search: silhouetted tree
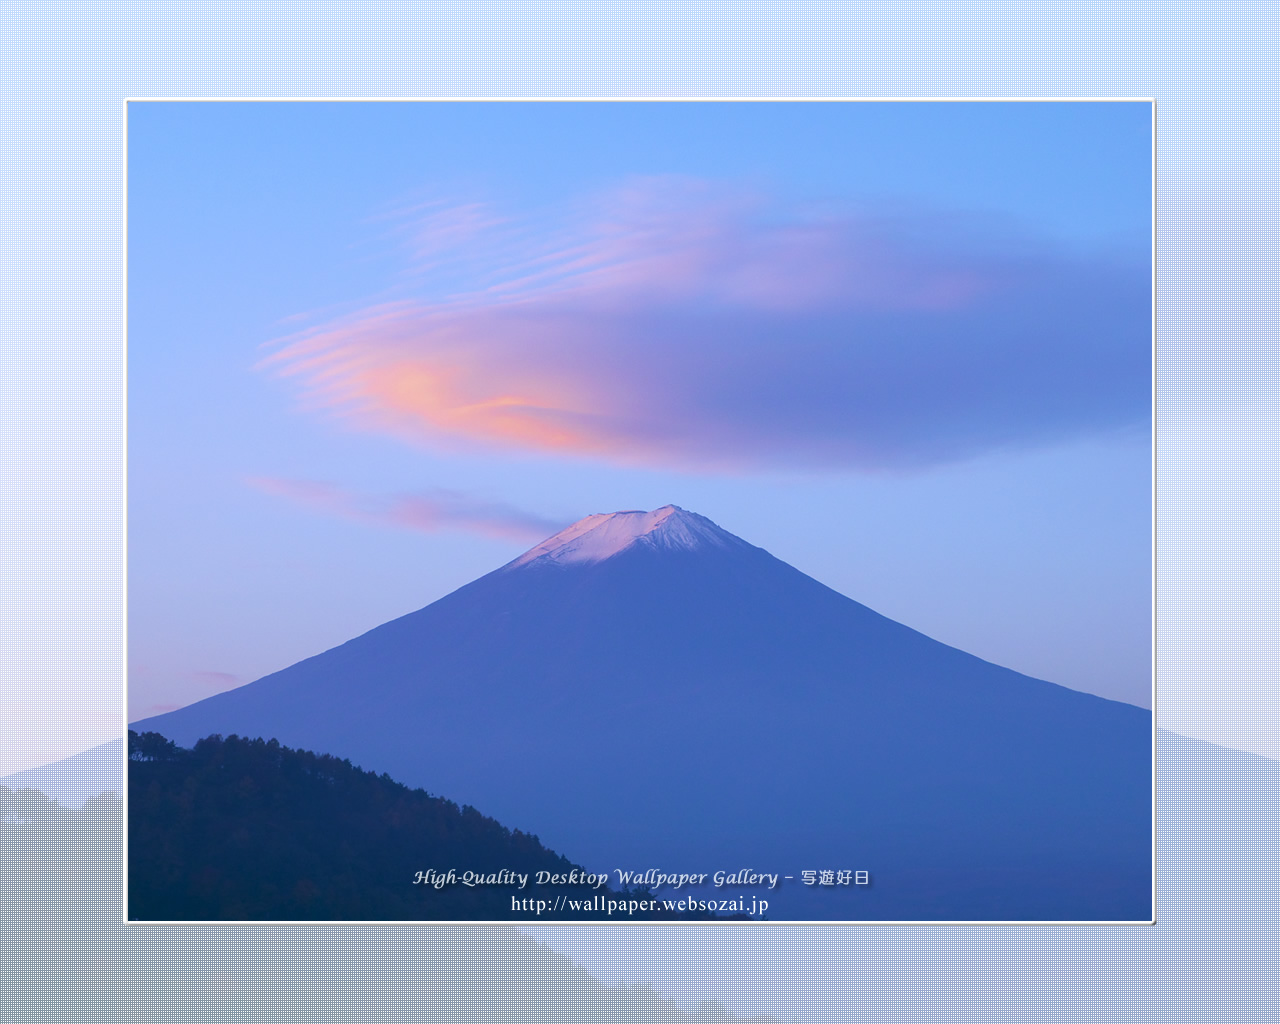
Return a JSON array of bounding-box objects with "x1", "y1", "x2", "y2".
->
[{"x1": 128, "y1": 732, "x2": 724, "y2": 922}]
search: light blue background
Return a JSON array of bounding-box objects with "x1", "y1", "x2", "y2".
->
[{"x1": 2, "y1": 1, "x2": 1276, "y2": 1020}]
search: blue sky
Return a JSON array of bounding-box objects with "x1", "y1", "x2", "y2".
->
[{"x1": 127, "y1": 100, "x2": 1152, "y2": 718}]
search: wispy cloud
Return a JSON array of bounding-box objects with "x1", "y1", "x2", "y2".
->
[
  {"x1": 189, "y1": 671, "x2": 241, "y2": 689},
  {"x1": 247, "y1": 477, "x2": 565, "y2": 542},
  {"x1": 262, "y1": 178, "x2": 1150, "y2": 471}
]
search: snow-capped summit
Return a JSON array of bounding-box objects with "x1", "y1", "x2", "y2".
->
[{"x1": 504, "y1": 505, "x2": 745, "y2": 570}]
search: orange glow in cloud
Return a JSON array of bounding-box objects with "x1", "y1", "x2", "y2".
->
[{"x1": 361, "y1": 363, "x2": 610, "y2": 456}]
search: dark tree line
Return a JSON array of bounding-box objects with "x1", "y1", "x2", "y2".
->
[
  {"x1": 1, "y1": 784, "x2": 121, "y2": 834},
  {"x1": 2, "y1": 784, "x2": 121, "y2": 915},
  {"x1": 128, "y1": 731, "x2": 732, "y2": 922}
]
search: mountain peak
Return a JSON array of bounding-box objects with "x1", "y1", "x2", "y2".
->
[{"x1": 504, "y1": 505, "x2": 744, "y2": 570}]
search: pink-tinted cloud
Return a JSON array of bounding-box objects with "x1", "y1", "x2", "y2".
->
[
  {"x1": 262, "y1": 178, "x2": 1149, "y2": 471},
  {"x1": 247, "y1": 477, "x2": 564, "y2": 542}
]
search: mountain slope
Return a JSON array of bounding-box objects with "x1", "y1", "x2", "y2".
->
[
  {"x1": 0, "y1": 739, "x2": 123, "y2": 809},
  {"x1": 133, "y1": 506, "x2": 1151, "y2": 920}
]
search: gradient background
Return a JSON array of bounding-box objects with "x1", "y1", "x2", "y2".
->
[{"x1": 3, "y1": 2, "x2": 1277, "y2": 1021}]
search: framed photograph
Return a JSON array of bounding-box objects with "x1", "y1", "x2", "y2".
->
[{"x1": 125, "y1": 99, "x2": 1153, "y2": 923}]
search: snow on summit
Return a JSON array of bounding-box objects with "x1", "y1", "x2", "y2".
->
[{"x1": 505, "y1": 505, "x2": 743, "y2": 569}]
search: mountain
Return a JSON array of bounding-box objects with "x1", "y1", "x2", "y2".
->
[
  {"x1": 0, "y1": 739, "x2": 122, "y2": 809},
  {"x1": 132, "y1": 505, "x2": 1151, "y2": 921}
]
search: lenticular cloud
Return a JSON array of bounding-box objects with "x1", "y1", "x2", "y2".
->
[{"x1": 262, "y1": 179, "x2": 1150, "y2": 471}]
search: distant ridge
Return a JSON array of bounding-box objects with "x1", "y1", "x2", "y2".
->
[{"x1": 1, "y1": 738, "x2": 122, "y2": 809}]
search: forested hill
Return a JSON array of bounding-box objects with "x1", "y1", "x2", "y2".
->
[{"x1": 128, "y1": 731, "x2": 730, "y2": 922}]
